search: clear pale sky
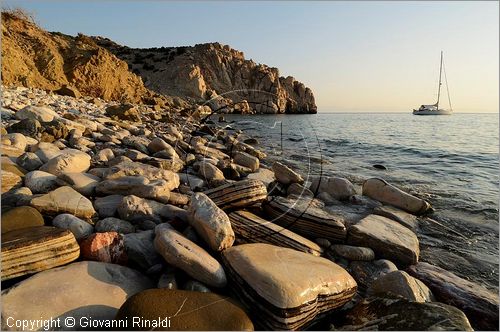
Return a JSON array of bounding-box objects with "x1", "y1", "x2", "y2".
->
[{"x1": 3, "y1": 1, "x2": 499, "y2": 113}]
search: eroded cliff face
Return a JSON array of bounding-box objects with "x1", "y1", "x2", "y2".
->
[
  {"x1": 94, "y1": 40, "x2": 317, "y2": 114},
  {"x1": 0, "y1": 12, "x2": 168, "y2": 105}
]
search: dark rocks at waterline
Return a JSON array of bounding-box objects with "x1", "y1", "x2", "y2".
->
[
  {"x1": 407, "y1": 262, "x2": 499, "y2": 331},
  {"x1": 372, "y1": 164, "x2": 387, "y2": 170}
]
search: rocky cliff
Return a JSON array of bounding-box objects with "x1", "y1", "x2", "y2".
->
[
  {"x1": 94, "y1": 39, "x2": 317, "y2": 114},
  {"x1": 1, "y1": 11, "x2": 171, "y2": 105}
]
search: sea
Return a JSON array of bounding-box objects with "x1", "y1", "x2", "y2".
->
[{"x1": 218, "y1": 112, "x2": 499, "y2": 291}]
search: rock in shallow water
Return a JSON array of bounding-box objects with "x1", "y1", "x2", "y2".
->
[
  {"x1": 1, "y1": 226, "x2": 80, "y2": 281},
  {"x1": 1, "y1": 261, "x2": 153, "y2": 330},
  {"x1": 222, "y1": 243, "x2": 357, "y2": 330},
  {"x1": 367, "y1": 270, "x2": 434, "y2": 302},
  {"x1": 339, "y1": 296, "x2": 473, "y2": 331},
  {"x1": 115, "y1": 289, "x2": 254, "y2": 331},
  {"x1": 407, "y1": 262, "x2": 499, "y2": 331},
  {"x1": 362, "y1": 178, "x2": 432, "y2": 215},
  {"x1": 347, "y1": 214, "x2": 419, "y2": 266}
]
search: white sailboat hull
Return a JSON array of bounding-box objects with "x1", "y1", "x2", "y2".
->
[{"x1": 413, "y1": 109, "x2": 452, "y2": 115}]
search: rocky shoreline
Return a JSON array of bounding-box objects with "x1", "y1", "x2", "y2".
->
[{"x1": 1, "y1": 85, "x2": 498, "y2": 330}]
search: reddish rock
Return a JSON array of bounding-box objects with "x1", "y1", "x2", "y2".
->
[{"x1": 79, "y1": 232, "x2": 127, "y2": 264}]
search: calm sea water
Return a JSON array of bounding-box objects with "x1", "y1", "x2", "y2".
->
[{"x1": 221, "y1": 112, "x2": 499, "y2": 290}]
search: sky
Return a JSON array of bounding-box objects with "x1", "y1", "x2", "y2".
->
[{"x1": 3, "y1": 1, "x2": 499, "y2": 113}]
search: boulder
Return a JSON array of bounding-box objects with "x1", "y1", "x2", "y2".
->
[
  {"x1": 30, "y1": 186, "x2": 96, "y2": 219},
  {"x1": 1, "y1": 261, "x2": 153, "y2": 330},
  {"x1": 272, "y1": 161, "x2": 303, "y2": 185},
  {"x1": 222, "y1": 243, "x2": 357, "y2": 330},
  {"x1": 187, "y1": 193, "x2": 234, "y2": 251},
  {"x1": 57, "y1": 172, "x2": 101, "y2": 196},
  {"x1": 247, "y1": 167, "x2": 275, "y2": 186},
  {"x1": 329, "y1": 244, "x2": 375, "y2": 261},
  {"x1": 309, "y1": 176, "x2": 356, "y2": 200},
  {"x1": 24, "y1": 170, "x2": 58, "y2": 194},
  {"x1": 80, "y1": 232, "x2": 127, "y2": 264},
  {"x1": 96, "y1": 176, "x2": 171, "y2": 203},
  {"x1": 16, "y1": 152, "x2": 43, "y2": 171},
  {"x1": 348, "y1": 259, "x2": 398, "y2": 294},
  {"x1": 196, "y1": 160, "x2": 225, "y2": 182},
  {"x1": 373, "y1": 204, "x2": 419, "y2": 231},
  {"x1": 54, "y1": 85, "x2": 81, "y2": 98},
  {"x1": 95, "y1": 217, "x2": 135, "y2": 234},
  {"x1": 40, "y1": 150, "x2": 91, "y2": 176},
  {"x1": 1, "y1": 226, "x2": 80, "y2": 280},
  {"x1": 1, "y1": 206, "x2": 44, "y2": 234},
  {"x1": 115, "y1": 289, "x2": 253, "y2": 330},
  {"x1": 233, "y1": 151, "x2": 259, "y2": 172},
  {"x1": 154, "y1": 223, "x2": 227, "y2": 288},
  {"x1": 105, "y1": 104, "x2": 141, "y2": 122},
  {"x1": 6, "y1": 118, "x2": 41, "y2": 137},
  {"x1": 93, "y1": 194, "x2": 124, "y2": 218},
  {"x1": 407, "y1": 262, "x2": 499, "y2": 331},
  {"x1": 340, "y1": 297, "x2": 473, "y2": 331},
  {"x1": 52, "y1": 213, "x2": 94, "y2": 240},
  {"x1": 103, "y1": 160, "x2": 179, "y2": 190},
  {"x1": 15, "y1": 105, "x2": 58, "y2": 122},
  {"x1": 367, "y1": 270, "x2": 434, "y2": 302},
  {"x1": 2, "y1": 133, "x2": 27, "y2": 151},
  {"x1": 1, "y1": 187, "x2": 33, "y2": 208},
  {"x1": 362, "y1": 178, "x2": 432, "y2": 215},
  {"x1": 1, "y1": 171, "x2": 22, "y2": 194},
  {"x1": 117, "y1": 195, "x2": 187, "y2": 224},
  {"x1": 123, "y1": 230, "x2": 162, "y2": 270},
  {"x1": 348, "y1": 214, "x2": 420, "y2": 266}
]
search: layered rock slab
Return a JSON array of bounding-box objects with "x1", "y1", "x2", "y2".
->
[
  {"x1": 228, "y1": 210, "x2": 323, "y2": 256},
  {"x1": 262, "y1": 196, "x2": 347, "y2": 242},
  {"x1": 222, "y1": 243, "x2": 357, "y2": 330},
  {"x1": 1, "y1": 226, "x2": 80, "y2": 280},
  {"x1": 204, "y1": 179, "x2": 267, "y2": 210},
  {"x1": 115, "y1": 289, "x2": 254, "y2": 331},
  {"x1": 1, "y1": 261, "x2": 153, "y2": 330}
]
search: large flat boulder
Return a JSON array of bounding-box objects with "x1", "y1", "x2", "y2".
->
[{"x1": 30, "y1": 186, "x2": 96, "y2": 220}]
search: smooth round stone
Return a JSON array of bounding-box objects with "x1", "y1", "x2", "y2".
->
[
  {"x1": 1, "y1": 187, "x2": 33, "y2": 208},
  {"x1": 24, "y1": 170, "x2": 58, "y2": 194},
  {"x1": 95, "y1": 217, "x2": 135, "y2": 234},
  {"x1": 123, "y1": 230, "x2": 162, "y2": 270},
  {"x1": 1, "y1": 261, "x2": 153, "y2": 330},
  {"x1": 1, "y1": 206, "x2": 44, "y2": 234},
  {"x1": 30, "y1": 186, "x2": 96, "y2": 219},
  {"x1": 368, "y1": 270, "x2": 434, "y2": 302},
  {"x1": 330, "y1": 244, "x2": 375, "y2": 261},
  {"x1": 348, "y1": 259, "x2": 398, "y2": 294},
  {"x1": 39, "y1": 150, "x2": 91, "y2": 176},
  {"x1": 16, "y1": 152, "x2": 43, "y2": 171},
  {"x1": 52, "y1": 213, "x2": 94, "y2": 240},
  {"x1": 57, "y1": 172, "x2": 101, "y2": 197},
  {"x1": 1, "y1": 171, "x2": 22, "y2": 194},
  {"x1": 115, "y1": 289, "x2": 254, "y2": 331}
]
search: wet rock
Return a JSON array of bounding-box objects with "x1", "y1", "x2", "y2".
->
[
  {"x1": 272, "y1": 161, "x2": 304, "y2": 185},
  {"x1": 340, "y1": 297, "x2": 473, "y2": 331},
  {"x1": 263, "y1": 195, "x2": 347, "y2": 242},
  {"x1": 373, "y1": 164, "x2": 387, "y2": 170},
  {"x1": 39, "y1": 150, "x2": 91, "y2": 175},
  {"x1": 93, "y1": 194, "x2": 124, "y2": 218},
  {"x1": 1, "y1": 171, "x2": 22, "y2": 194},
  {"x1": 367, "y1": 270, "x2": 434, "y2": 302},
  {"x1": 80, "y1": 232, "x2": 127, "y2": 264},
  {"x1": 15, "y1": 105, "x2": 58, "y2": 122},
  {"x1": 222, "y1": 243, "x2": 357, "y2": 330},
  {"x1": 30, "y1": 186, "x2": 96, "y2": 219},
  {"x1": 115, "y1": 289, "x2": 253, "y2": 331},
  {"x1": 348, "y1": 214, "x2": 420, "y2": 266},
  {"x1": 1, "y1": 261, "x2": 153, "y2": 330},
  {"x1": 362, "y1": 178, "x2": 432, "y2": 215},
  {"x1": 187, "y1": 193, "x2": 235, "y2": 251},
  {"x1": 205, "y1": 179, "x2": 267, "y2": 210},
  {"x1": 123, "y1": 230, "x2": 162, "y2": 270},
  {"x1": 96, "y1": 176, "x2": 171, "y2": 203},
  {"x1": 309, "y1": 176, "x2": 356, "y2": 200},
  {"x1": 348, "y1": 259, "x2": 398, "y2": 294},
  {"x1": 1, "y1": 226, "x2": 80, "y2": 280},
  {"x1": 95, "y1": 217, "x2": 135, "y2": 234},
  {"x1": 329, "y1": 244, "x2": 375, "y2": 261},
  {"x1": 16, "y1": 152, "x2": 43, "y2": 171},
  {"x1": 52, "y1": 213, "x2": 94, "y2": 240},
  {"x1": 24, "y1": 170, "x2": 58, "y2": 194},
  {"x1": 105, "y1": 104, "x2": 141, "y2": 122},
  {"x1": 1, "y1": 206, "x2": 44, "y2": 234},
  {"x1": 154, "y1": 223, "x2": 227, "y2": 288},
  {"x1": 373, "y1": 204, "x2": 419, "y2": 231},
  {"x1": 233, "y1": 151, "x2": 259, "y2": 172},
  {"x1": 407, "y1": 262, "x2": 499, "y2": 331},
  {"x1": 57, "y1": 172, "x2": 101, "y2": 197},
  {"x1": 228, "y1": 210, "x2": 323, "y2": 256}
]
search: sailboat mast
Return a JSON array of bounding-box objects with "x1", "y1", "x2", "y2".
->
[{"x1": 436, "y1": 51, "x2": 443, "y2": 110}]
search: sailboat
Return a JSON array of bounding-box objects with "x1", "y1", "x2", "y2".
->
[{"x1": 413, "y1": 51, "x2": 453, "y2": 115}]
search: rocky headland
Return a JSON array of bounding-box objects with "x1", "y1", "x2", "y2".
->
[{"x1": 1, "y1": 9, "x2": 498, "y2": 332}]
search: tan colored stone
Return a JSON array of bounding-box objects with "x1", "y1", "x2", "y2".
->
[
  {"x1": 30, "y1": 186, "x2": 96, "y2": 219},
  {"x1": 204, "y1": 179, "x2": 267, "y2": 210},
  {"x1": 272, "y1": 161, "x2": 303, "y2": 185},
  {"x1": 1, "y1": 170, "x2": 22, "y2": 194},
  {"x1": 368, "y1": 270, "x2": 434, "y2": 302},
  {"x1": 1, "y1": 206, "x2": 44, "y2": 234}
]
